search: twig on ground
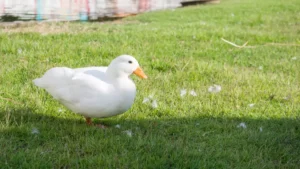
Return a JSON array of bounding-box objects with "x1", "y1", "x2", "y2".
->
[
  {"x1": 221, "y1": 38, "x2": 254, "y2": 48},
  {"x1": 181, "y1": 57, "x2": 193, "y2": 71},
  {"x1": 0, "y1": 96, "x2": 23, "y2": 105},
  {"x1": 264, "y1": 43, "x2": 300, "y2": 47},
  {"x1": 221, "y1": 38, "x2": 300, "y2": 48}
]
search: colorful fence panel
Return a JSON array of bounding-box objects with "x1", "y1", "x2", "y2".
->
[{"x1": 0, "y1": 0, "x2": 182, "y2": 21}]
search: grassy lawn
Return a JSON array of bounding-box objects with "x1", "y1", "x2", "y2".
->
[{"x1": 0, "y1": 0, "x2": 300, "y2": 168}]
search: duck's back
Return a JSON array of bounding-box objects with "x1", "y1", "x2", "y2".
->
[{"x1": 33, "y1": 66, "x2": 108, "y2": 88}]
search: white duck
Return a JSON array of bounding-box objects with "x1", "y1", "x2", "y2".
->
[{"x1": 33, "y1": 55, "x2": 147, "y2": 128}]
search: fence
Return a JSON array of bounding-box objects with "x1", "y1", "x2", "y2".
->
[{"x1": 0, "y1": 0, "x2": 183, "y2": 21}]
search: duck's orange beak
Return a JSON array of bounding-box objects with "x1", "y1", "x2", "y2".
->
[{"x1": 133, "y1": 66, "x2": 147, "y2": 79}]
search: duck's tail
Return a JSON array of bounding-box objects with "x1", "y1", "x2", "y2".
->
[
  {"x1": 33, "y1": 78, "x2": 44, "y2": 88},
  {"x1": 33, "y1": 67, "x2": 74, "y2": 89}
]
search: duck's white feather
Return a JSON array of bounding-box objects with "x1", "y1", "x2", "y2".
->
[{"x1": 34, "y1": 65, "x2": 136, "y2": 118}]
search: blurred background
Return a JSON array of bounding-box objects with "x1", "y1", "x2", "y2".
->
[{"x1": 0, "y1": 0, "x2": 221, "y2": 22}]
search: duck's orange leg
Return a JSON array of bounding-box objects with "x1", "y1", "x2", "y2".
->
[
  {"x1": 85, "y1": 117, "x2": 107, "y2": 129},
  {"x1": 85, "y1": 117, "x2": 93, "y2": 125}
]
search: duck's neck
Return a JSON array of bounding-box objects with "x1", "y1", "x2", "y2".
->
[
  {"x1": 105, "y1": 66, "x2": 136, "y2": 91},
  {"x1": 115, "y1": 77, "x2": 136, "y2": 89},
  {"x1": 106, "y1": 65, "x2": 125, "y2": 79},
  {"x1": 105, "y1": 71, "x2": 134, "y2": 88}
]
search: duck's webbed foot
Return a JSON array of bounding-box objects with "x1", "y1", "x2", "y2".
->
[
  {"x1": 95, "y1": 124, "x2": 107, "y2": 129},
  {"x1": 85, "y1": 117, "x2": 93, "y2": 125},
  {"x1": 85, "y1": 117, "x2": 107, "y2": 129}
]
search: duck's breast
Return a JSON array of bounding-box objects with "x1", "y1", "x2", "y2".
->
[{"x1": 73, "y1": 79, "x2": 137, "y2": 118}]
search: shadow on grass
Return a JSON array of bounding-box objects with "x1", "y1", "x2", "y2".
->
[{"x1": 0, "y1": 107, "x2": 299, "y2": 168}]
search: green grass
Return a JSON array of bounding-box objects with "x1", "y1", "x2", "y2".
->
[{"x1": 0, "y1": 0, "x2": 300, "y2": 168}]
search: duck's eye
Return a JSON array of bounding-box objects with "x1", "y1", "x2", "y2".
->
[{"x1": 128, "y1": 60, "x2": 132, "y2": 64}]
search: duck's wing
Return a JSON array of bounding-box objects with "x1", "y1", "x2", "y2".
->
[
  {"x1": 74, "y1": 67, "x2": 107, "y2": 80},
  {"x1": 33, "y1": 67, "x2": 112, "y2": 104}
]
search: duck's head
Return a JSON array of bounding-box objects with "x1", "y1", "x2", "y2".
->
[{"x1": 107, "y1": 55, "x2": 148, "y2": 79}]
